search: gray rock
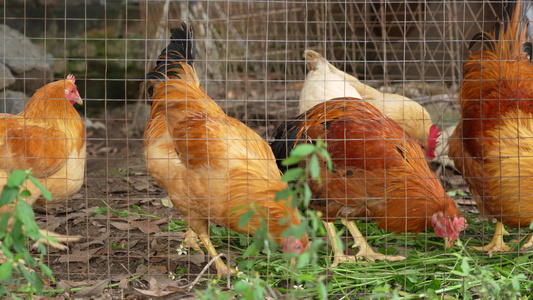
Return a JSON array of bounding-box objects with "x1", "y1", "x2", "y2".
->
[
  {"x1": 0, "y1": 25, "x2": 54, "y2": 94},
  {"x1": 0, "y1": 90, "x2": 29, "y2": 115},
  {"x1": 0, "y1": 63, "x2": 15, "y2": 90}
]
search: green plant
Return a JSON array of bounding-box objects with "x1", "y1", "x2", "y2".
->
[{"x1": 0, "y1": 169, "x2": 55, "y2": 298}]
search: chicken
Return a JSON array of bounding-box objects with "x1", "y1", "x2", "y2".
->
[
  {"x1": 271, "y1": 98, "x2": 466, "y2": 266},
  {"x1": 0, "y1": 75, "x2": 85, "y2": 249},
  {"x1": 300, "y1": 50, "x2": 439, "y2": 160},
  {"x1": 448, "y1": 0, "x2": 533, "y2": 255},
  {"x1": 142, "y1": 22, "x2": 309, "y2": 278}
]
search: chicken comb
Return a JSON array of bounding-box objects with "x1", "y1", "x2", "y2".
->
[
  {"x1": 429, "y1": 124, "x2": 441, "y2": 140},
  {"x1": 67, "y1": 74, "x2": 76, "y2": 84}
]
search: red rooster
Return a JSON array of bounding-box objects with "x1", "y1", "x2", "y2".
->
[
  {"x1": 271, "y1": 98, "x2": 466, "y2": 266},
  {"x1": 449, "y1": 0, "x2": 533, "y2": 254}
]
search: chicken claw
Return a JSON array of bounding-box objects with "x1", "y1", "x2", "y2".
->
[
  {"x1": 198, "y1": 234, "x2": 235, "y2": 278},
  {"x1": 519, "y1": 235, "x2": 533, "y2": 250},
  {"x1": 342, "y1": 219, "x2": 406, "y2": 263},
  {"x1": 323, "y1": 221, "x2": 357, "y2": 267},
  {"x1": 472, "y1": 221, "x2": 511, "y2": 256},
  {"x1": 34, "y1": 229, "x2": 81, "y2": 250},
  {"x1": 182, "y1": 228, "x2": 204, "y2": 254}
]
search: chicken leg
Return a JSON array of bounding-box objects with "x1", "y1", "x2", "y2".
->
[
  {"x1": 323, "y1": 221, "x2": 356, "y2": 267},
  {"x1": 472, "y1": 221, "x2": 511, "y2": 256},
  {"x1": 341, "y1": 218, "x2": 405, "y2": 263},
  {"x1": 198, "y1": 233, "x2": 236, "y2": 278}
]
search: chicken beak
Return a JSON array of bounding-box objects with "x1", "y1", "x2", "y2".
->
[
  {"x1": 444, "y1": 237, "x2": 454, "y2": 249},
  {"x1": 75, "y1": 97, "x2": 83, "y2": 105}
]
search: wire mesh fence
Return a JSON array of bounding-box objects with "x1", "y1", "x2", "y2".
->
[{"x1": 1, "y1": 0, "x2": 533, "y2": 298}]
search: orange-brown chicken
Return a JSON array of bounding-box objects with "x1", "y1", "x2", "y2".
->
[
  {"x1": 142, "y1": 22, "x2": 309, "y2": 278},
  {"x1": 271, "y1": 98, "x2": 466, "y2": 266},
  {"x1": 449, "y1": 0, "x2": 533, "y2": 255},
  {"x1": 0, "y1": 75, "x2": 85, "y2": 249}
]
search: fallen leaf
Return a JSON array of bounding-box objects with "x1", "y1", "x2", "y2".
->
[
  {"x1": 133, "y1": 181, "x2": 150, "y2": 192},
  {"x1": 131, "y1": 220, "x2": 162, "y2": 234},
  {"x1": 170, "y1": 253, "x2": 206, "y2": 266},
  {"x1": 118, "y1": 278, "x2": 129, "y2": 289},
  {"x1": 77, "y1": 231, "x2": 110, "y2": 249},
  {"x1": 152, "y1": 265, "x2": 168, "y2": 274},
  {"x1": 58, "y1": 246, "x2": 102, "y2": 263},
  {"x1": 110, "y1": 221, "x2": 135, "y2": 231},
  {"x1": 136, "y1": 265, "x2": 175, "y2": 289},
  {"x1": 74, "y1": 279, "x2": 109, "y2": 297},
  {"x1": 160, "y1": 196, "x2": 172, "y2": 208}
]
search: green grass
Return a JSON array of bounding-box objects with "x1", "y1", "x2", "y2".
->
[{"x1": 198, "y1": 214, "x2": 533, "y2": 299}]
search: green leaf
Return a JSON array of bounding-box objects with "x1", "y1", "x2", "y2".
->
[
  {"x1": 281, "y1": 155, "x2": 303, "y2": 167},
  {"x1": 281, "y1": 168, "x2": 304, "y2": 182},
  {"x1": 0, "y1": 261, "x2": 13, "y2": 281},
  {"x1": 7, "y1": 170, "x2": 27, "y2": 188},
  {"x1": 296, "y1": 251, "x2": 311, "y2": 269},
  {"x1": 0, "y1": 187, "x2": 20, "y2": 206},
  {"x1": 19, "y1": 190, "x2": 31, "y2": 198},
  {"x1": 461, "y1": 257, "x2": 471, "y2": 276},
  {"x1": 290, "y1": 144, "x2": 315, "y2": 157},
  {"x1": 238, "y1": 210, "x2": 255, "y2": 228},
  {"x1": 275, "y1": 188, "x2": 292, "y2": 201},
  {"x1": 92, "y1": 207, "x2": 108, "y2": 216},
  {"x1": 303, "y1": 184, "x2": 312, "y2": 207},
  {"x1": 446, "y1": 190, "x2": 457, "y2": 197},
  {"x1": 28, "y1": 176, "x2": 52, "y2": 201},
  {"x1": 309, "y1": 154, "x2": 320, "y2": 179},
  {"x1": 317, "y1": 281, "x2": 327, "y2": 300},
  {"x1": 14, "y1": 201, "x2": 40, "y2": 240},
  {"x1": 242, "y1": 243, "x2": 258, "y2": 259},
  {"x1": 316, "y1": 147, "x2": 333, "y2": 171}
]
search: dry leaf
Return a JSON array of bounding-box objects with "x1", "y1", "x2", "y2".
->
[
  {"x1": 74, "y1": 279, "x2": 109, "y2": 297},
  {"x1": 133, "y1": 277, "x2": 182, "y2": 297},
  {"x1": 160, "y1": 196, "x2": 172, "y2": 208},
  {"x1": 170, "y1": 253, "x2": 206, "y2": 266},
  {"x1": 110, "y1": 221, "x2": 135, "y2": 231},
  {"x1": 133, "y1": 181, "x2": 150, "y2": 192},
  {"x1": 118, "y1": 278, "x2": 129, "y2": 290},
  {"x1": 131, "y1": 220, "x2": 162, "y2": 234},
  {"x1": 59, "y1": 246, "x2": 102, "y2": 263}
]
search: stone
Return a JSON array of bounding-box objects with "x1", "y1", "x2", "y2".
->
[
  {"x1": 0, "y1": 63, "x2": 15, "y2": 90},
  {"x1": 0, "y1": 90, "x2": 28, "y2": 115},
  {"x1": 0, "y1": 24, "x2": 54, "y2": 94}
]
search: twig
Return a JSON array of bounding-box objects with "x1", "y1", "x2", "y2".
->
[
  {"x1": 186, "y1": 253, "x2": 225, "y2": 292},
  {"x1": 120, "y1": 263, "x2": 147, "y2": 289}
]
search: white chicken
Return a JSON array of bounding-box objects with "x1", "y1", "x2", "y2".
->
[{"x1": 299, "y1": 50, "x2": 439, "y2": 160}]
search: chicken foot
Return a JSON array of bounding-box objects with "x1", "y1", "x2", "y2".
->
[
  {"x1": 323, "y1": 221, "x2": 356, "y2": 267},
  {"x1": 519, "y1": 234, "x2": 533, "y2": 250},
  {"x1": 341, "y1": 218, "x2": 406, "y2": 263},
  {"x1": 472, "y1": 221, "x2": 511, "y2": 256},
  {"x1": 181, "y1": 228, "x2": 204, "y2": 254},
  {"x1": 35, "y1": 229, "x2": 81, "y2": 250},
  {"x1": 198, "y1": 233, "x2": 236, "y2": 278}
]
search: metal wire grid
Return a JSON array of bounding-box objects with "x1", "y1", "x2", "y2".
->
[{"x1": 2, "y1": 0, "x2": 530, "y2": 297}]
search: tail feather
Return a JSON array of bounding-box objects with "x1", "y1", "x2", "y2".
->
[
  {"x1": 469, "y1": 0, "x2": 531, "y2": 60},
  {"x1": 141, "y1": 21, "x2": 200, "y2": 99}
]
